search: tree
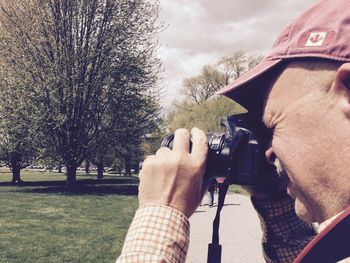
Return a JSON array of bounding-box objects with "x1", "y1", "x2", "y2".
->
[
  {"x1": 86, "y1": 49, "x2": 163, "y2": 179},
  {"x1": 167, "y1": 97, "x2": 245, "y2": 133},
  {"x1": 217, "y1": 50, "x2": 263, "y2": 83},
  {"x1": 0, "y1": 0, "x2": 162, "y2": 187},
  {"x1": 0, "y1": 62, "x2": 37, "y2": 184},
  {"x1": 107, "y1": 84, "x2": 162, "y2": 176},
  {"x1": 182, "y1": 65, "x2": 226, "y2": 105},
  {"x1": 141, "y1": 128, "x2": 167, "y2": 157},
  {"x1": 218, "y1": 50, "x2": 247, "y2": 83},
  {"x1": 181, "y1": 51, "x2": 262, "y2": 106},
  {"x1": 168, "y1": 50, "x2": 262, "y2": 133},
  {"x1": 37, "y1": 146, "x2": 63, "y2": 172},
  {"x1": 247, "y1": 54, "x2": 264, "y2": 70}
]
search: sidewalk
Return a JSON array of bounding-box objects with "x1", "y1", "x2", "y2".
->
[{"x1": 187, "y1": 193, "x2": 265, "y2": 263}]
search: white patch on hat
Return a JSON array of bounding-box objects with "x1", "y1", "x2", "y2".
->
[{"x1": 305, "y1": 32, "x2": 327, "y2": 47}]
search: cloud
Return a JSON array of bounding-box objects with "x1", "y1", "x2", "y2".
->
[{"x1": 158, "y1": 0, "x2": 316, "y2": 110}]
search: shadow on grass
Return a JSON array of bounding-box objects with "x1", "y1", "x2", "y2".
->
[
  {"x1": 0, "y1": 178, "x2": 139, "y2": 196},
  {"x1": 26, "y1": 185, "x2": 139, "y2": 196}
]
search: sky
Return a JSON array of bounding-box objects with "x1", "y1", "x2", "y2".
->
[{"x1": 157, "y1": 0, "x2": 316, "y2": 111}]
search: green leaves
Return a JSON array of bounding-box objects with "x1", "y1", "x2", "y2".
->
[
  {"x1": 0, "y1": 0, "x2": 163, "y2": 182},
  {"x1": 167, "y1": 96, "x2": 245, "y2": 133},
  {"x1": 168, "y1": 50, "x2": 260, "y2": 133}
]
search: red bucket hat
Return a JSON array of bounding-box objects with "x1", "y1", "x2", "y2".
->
[{"x1": 219, "y1": 0, "x2": 350, "y2": 109}]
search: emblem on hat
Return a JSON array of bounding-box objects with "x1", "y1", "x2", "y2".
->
[
  {"x1": 305, "y1": 32, "x2": 327, "y2": 47},
  {"x1": 298, "y1": 30, "x2": 335, "y2": 48}
]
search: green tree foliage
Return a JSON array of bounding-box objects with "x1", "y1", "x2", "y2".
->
[
  {"x1": 182, "y1": 65, "x2": 226, "y2": 105},
  {"x1": 0, "y1": 0, "x2": 162, "y2": 186},
  {"x1": 141, "y1": 127, "x2": 167, "y2": 157},
  {"x1": 217, "y1": 51, "x2": 263, "y2": 82},
  {"x1": 181, "y1": 51, "x2": 262, "y2": 106},
  {"x1": 88, "y1": 80, "x2": 162, "y2": 179},
  {"x1": 167, "y1": 97, "x2": 245, "y2": 132},
  {"x1": 168, "y1": 50, "x2": 261, "y2": 132},
  {"x1": 37, "y1": 146, "x2": 63, "y2": 172},
  {"x1": 0, "y1": 62, "x2": 38, "y2": 184}
]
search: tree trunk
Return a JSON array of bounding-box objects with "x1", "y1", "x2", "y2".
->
[
  {"x1": 58, "y1": 162, "x2": 62, "y2": 173},
  {"x1": 134, "y1": 162, "x2": 140, "y2": 174},
  {"x1": 11, "y1": 166, "x2": 23, "y2": 185},
  {"x1": 97, "y1": 161, "x2": 104, "y2": 180},
  {"x1": 66, "y1": 164, "x2": 77, "y2": 188},
  {"x1": 124, "y1": 155, "x2": 131, "y2": 176},
  {"x1": 10, "y1": 154, "x2": 24, "y2": 185},
  {"x1": 85, "y1": 160, "x2": 90, "y2": 176}
]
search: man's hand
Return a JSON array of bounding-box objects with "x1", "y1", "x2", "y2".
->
[{"x1": 138, "y1": 127, "x2": 208, "y2": 218}]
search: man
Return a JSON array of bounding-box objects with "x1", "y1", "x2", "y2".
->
[
  {"x1": 207, "y1": 177, "x2": 217, "y2": 207},
  {"x1": 117, "y1": 0, "x2": 350, "y2": 262}
]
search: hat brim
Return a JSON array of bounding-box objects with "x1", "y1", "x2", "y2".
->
[{"x1": 218, "y1": 59, "x2": 283, "y2": 109}]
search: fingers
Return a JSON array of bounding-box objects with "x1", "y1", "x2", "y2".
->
[
  {"x1": 155, "y1": 147, "x2": 171, "y2": 157},
  {"x1": 139, "y1": 127, "x2": 208, "y2": 217},
  {"x1": 171, "y1": 127, "x2": 208, "y2": 160},
  {"x1": 172, "y1": 128, "x2": 190, "y2": 153},
  {"x1": 190, "y1": 127, "x2": 208, "y2": 162}
]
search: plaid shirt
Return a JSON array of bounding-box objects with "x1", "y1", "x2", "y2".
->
[
  {"x1": 252, "y1": 196, "x2": 316, "y2": 262},
  {"x1": 116, "y1": 196, "x2": 316, "y2": 263},
  {"x1": 116, "y1": 204, "x2": 190, "y2": 263}
]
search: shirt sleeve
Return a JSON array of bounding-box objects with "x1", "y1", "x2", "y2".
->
[
  {"x1": 252, "y1": 196, "x2": 317, "y2": 263},
  {"x1": 116, "y1": 204, "x2": 190, "y2": 263}
]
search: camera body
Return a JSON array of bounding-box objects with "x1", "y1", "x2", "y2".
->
[{"x1": 161, "y1": 113, "x2": 277, "y2": 186}]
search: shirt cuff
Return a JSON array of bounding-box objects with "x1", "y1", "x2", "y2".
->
[{"x1": 120, "y1": 204, "x2": 190, "y2": 263}]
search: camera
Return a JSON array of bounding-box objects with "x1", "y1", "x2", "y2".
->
[{"x1": 161, "y1": 113, "x2": 278, "y2": 186}]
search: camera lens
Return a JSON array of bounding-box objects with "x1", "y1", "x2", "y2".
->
[
  {"x1": 161, "y1": 133, "x2": 221, "y2": 153},
  {"x1": 161, "y1": 132, "x2": 228, "y2": 178}
]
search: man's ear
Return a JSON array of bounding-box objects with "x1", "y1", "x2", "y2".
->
[
  {"x1": 333, "y1": 63, "x2": 350, "y2": 116},
  {"x1": 334, "y1": 63, "x2": 350, "y2": 92}
]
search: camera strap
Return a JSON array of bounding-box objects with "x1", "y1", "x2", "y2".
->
[{"x1": 207, "y1": 179, "x2": 229, "y2": 263}]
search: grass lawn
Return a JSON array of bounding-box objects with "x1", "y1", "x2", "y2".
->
[
  {"x1": 228, "y1": 184, "x2": 247, "y2": 195},
  {"x1": 0, "y1": 168, "x2": 246, "y2": 263},
  {"x1": 0, "y1": 168, "x2": 139, "y2": 263}
]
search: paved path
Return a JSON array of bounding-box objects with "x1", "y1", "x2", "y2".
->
[{"x1": 187, "y1": 193, "x2": 265, "y2": 263}]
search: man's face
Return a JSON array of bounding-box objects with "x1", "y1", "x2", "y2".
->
[{"x1": 261, "y1": 61, "x2": 346, "y2": 223}]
